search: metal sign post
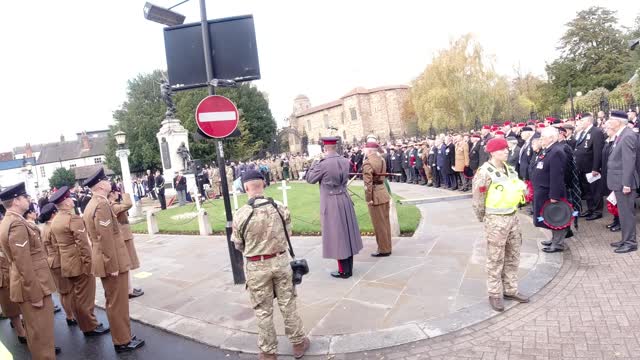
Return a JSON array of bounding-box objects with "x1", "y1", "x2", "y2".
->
[{"x1": 199, "y1": 0, "x2": 245, "y2": 284}]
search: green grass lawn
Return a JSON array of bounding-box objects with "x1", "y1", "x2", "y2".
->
[{"x1": 131, "y1": 182, "x2": 421, "y2": 236}]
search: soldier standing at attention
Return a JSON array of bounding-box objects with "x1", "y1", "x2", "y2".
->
[
  {"x1": 232, "y1": 170, "x2": 310, "y2": 360},
  {"x1": 39, "y1": 203, "x2": 77, "y2": 326},
  {"x1": 49, "y1": 186, "x2": 110, "y2": 337},
  {"x1": 362, "y1": 139, "x2": 392, "y2": 257},
  {"x1": 108, "y1": 184, "x2": 144, "y2": 299},
  {"x1": 0, "y1": 182, "x2": 60, "y2": 358},
  {"x1": 82, "y1": 168, "x2": 145, "y2": 353},
  {"x1": 472, "y1": 138, "x2": 530, "y2": 312},
  {"x1": 305, "y1": 137, "x2": 363, "y2": 278}
]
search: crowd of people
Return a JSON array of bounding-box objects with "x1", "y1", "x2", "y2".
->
[{"x1": 0, "y1": 168, "x2": 146, "y2": 358}]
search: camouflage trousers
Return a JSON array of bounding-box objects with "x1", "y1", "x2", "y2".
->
[
  {"x1": 245, "y1": 253, "x2": 306, "y2": 354},
  {"x1": 484, "y1": 214, "x2": 522, "y2": 297}
]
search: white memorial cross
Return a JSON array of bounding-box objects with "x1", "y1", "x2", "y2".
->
[{"x1": 278, "y1": 180, "x2": 292, "y2": 207}]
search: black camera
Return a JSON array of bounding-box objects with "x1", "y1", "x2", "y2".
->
[{"x1": 290, "y1": 259, "x2": 309, "y2": 285}]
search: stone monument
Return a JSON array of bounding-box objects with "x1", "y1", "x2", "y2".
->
[{"x1": 156, "y1": 79, "x2": 190, "y2": 192}]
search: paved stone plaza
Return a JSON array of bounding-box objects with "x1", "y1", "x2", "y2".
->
[{"x1": 94, "y1": 183, "x2": 565, "y2": 356}]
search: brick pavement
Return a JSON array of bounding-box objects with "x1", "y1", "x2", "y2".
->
[{"x1": 261, "y1": 215, "x2": 640, "y2": 360}]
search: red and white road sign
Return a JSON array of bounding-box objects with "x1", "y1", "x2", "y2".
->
[{"x1": 195, "y1": 95, "x2": 239, "y2": 139}]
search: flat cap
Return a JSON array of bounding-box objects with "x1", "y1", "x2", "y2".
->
[{"x1": 610, "y1": 110, "x2": 628, "y2": 121}]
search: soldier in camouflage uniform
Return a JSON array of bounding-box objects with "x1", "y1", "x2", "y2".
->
[
  {"x1": 472, "y1": 138, "x2": 530, "y2": 312},
  {"x1": 232, "y1": 170, "x2": 310, "y2": 360},
  {"x1": 225, "y1": 166, "x2": 235, "y2": 193}
]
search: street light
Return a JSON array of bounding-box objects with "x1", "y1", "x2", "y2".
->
[
  {"x1": 114, "y1": 131, "x2": 140, "y2": 217},
  {"x1": 143, "y1": 2, "x2": 186, "y2": 26},
  {"x1": 22, "y1": 161, "x2": 33, "y2": 198},
  {"x1": 115, "y1": 130, "x2": 126, "y2": 147},
  {"x1": 629, "y1": 38, "x2": 640, "y2": 51}
]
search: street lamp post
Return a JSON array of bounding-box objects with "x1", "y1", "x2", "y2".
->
[
  {"x1": 115, "y1": 131, "x2": 140, "y2": 217},
  {"x1": 22, "y1": 161, "x2": 34, "y2": 198}
]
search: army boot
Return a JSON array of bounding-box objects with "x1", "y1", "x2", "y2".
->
[
  {"x1": 259, "y1": 353, "x2": 277, "y2": 360},
  {"x1": 489, "y1": 296, "x2": 504, "y2": 312},
  {"x1": 293, "y1": 337, "x2": 310, "y2": 359}
]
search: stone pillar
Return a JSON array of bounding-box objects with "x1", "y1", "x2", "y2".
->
[
  {"x1": 197, "y1": 210, "x2": 212, "y2": 235},
  {"x1": 389, "y1": 199, "x2": 400, "y2": 237},
  {"x1": 156, "y1": 118, "x2": 190, "y2": 193},
  {"x1": 147, "y1": 210, "x2": 159, "y2": 235},
  {"x1": 116, "y1": 148, "x2": 140, "y2": 217}
]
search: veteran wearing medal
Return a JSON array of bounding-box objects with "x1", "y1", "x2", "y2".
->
[
  {"x1": 472, "y1": 139, "x2": 530, "y2": 312},
  {"x1": 82, "y1": 168, "x2": 145, "y2": 353},
  {"x1": 0, "y1": 182, "x2": 60, "y2": 359},
  {"x1": 49, "y1": 186, "x2": 110, "y2": 336},
  {"x1": 362, "y1": 139, "x2": 392, "y2": 257}
]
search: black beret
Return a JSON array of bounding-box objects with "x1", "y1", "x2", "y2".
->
[
  {"x1": 532, "y1": 132, "x2": 541, "y2": 139},
  {"x1": 23, "y1": 202, "x2": 36, "y2": 217},
  {"x1": 521, "y1": 126, "x2": 533, "y2": 132},
  {"x1": 557, "y1": 126, "x2": 567, "y2": 134},
  {"x1": 242, "y1": 169, "x2": 264, "y2": 183},
  {"x1": 83, "y1": 167, "x2": 108, "y2": 188},
  {"x1": 49, "y1": 186, "x2": 70, "y2": 204},
  {"x1": 38, "y1": 203, "x2": 58, "y2": 223},
  {"x1": 0, "y1": 182, "x2": 28, "y2": 202},
  {"x1": 629, "y1": 108, "x2": 637, "y2": 113},
  {"x1": 610, "y1": 110, "x2": 628, "y2": 120}
]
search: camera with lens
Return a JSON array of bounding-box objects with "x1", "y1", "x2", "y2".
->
[{"x1": 290, "y1": 259, "x2": 309, "y2": 285}]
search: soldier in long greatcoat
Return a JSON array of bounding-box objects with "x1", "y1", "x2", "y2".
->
[{"x1": 305, "y1": 137, "x2": 363, "y2": 279}]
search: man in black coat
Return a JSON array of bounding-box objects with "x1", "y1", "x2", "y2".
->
[
  {"x1": 146, "y1": 169, "x2": 157, "y2": 200},
  {"x1": 468, "y1": 134, "x2": 481, "y2": 173},
  {"x1": 478, "y1": 126, "x2": 491, "y2": 166},
  {"x1": 428, "y1": 140, "x2": 440, "y2": 187},
  {"x1": 390, "y1": 147, "x2": 403, "y2": 182},
  {"x1": 518, "y1": 127, "x2": 535, "y2": 181},
  {"x1": 531, "y1": 127, "x2": 567, "y2": 253},
  {"x1": 155, "y1": 170, "x2": 166, "y2": 210},
  {"x1": 443, "y1": 135, "x2": 457, "y2": 189},
  {"x1": 573, "y1": 114, "x2": 605, "y2": 220}
]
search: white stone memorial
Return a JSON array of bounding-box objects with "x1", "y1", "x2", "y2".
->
[{"x1": 156, "y1": 118, "x2": 190, "y2": 195}]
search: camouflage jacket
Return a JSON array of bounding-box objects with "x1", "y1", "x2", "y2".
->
[{"x1": 232, "y1": 197, "x2": 291, "y2": 257}]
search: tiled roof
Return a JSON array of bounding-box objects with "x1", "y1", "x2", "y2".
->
[
  {"x1": 36, "y1": 136, "x2": 108, "y2": 165},
  {"x1": 0, "y1": 153, "x2": 13, "y2": 161},
  {"x1": 13, "y1": 144, "x2": 43, "y2": 155},
  {"x1": 295, "y1": 99, "x2": 343, "y2": 117}
]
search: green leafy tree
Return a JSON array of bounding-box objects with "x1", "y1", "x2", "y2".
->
[
  {"x1": 106, "y1": 71, "x2": 277, "y2": 173},
  {"x1": 49, "y1": 168, "x2": 76, "y2": 189},
  {"x1": 545, "y1": 7, "x2": 636, "y2": 107}
]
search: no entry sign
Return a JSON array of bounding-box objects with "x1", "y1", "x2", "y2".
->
[{"x1": 195, "y1": 95, "x2": 239, "y2": 139}]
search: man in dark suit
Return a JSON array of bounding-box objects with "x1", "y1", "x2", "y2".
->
[
  {"x1": 531, "y1": 127, "x2": 567, "y2": 253},
  {"x1": 155, "y1": 170, "x2": 166, "y2": 210},
  {"x1": 146, "y1": 170, "x2": 156, "y2": 200},
  {"x1": 606, "y1": 110, "x2": 639, "y2": 253},
  {"x1": 478, "y1": 126, "x2": 491, "y2": 166},
  {"x1": 173, "y1": 171, "x2": 188, "y2": 206},
  {"x1": 573, "y1": 113, "x2": 605, "y2": 220},
  {"x1": 518, "y1": 127, "x2": 535, "y2": 180},
  {"x1": 468, "y1": 134, "x2": 481, "y2": 173},
  {"x1": 428, "y1": 140, "x2": 440, "y2": 187}
]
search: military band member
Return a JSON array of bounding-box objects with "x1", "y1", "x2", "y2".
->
[
  {"x1": 232, "y1": 170, "x2": 310, "y2": 360},
  {"x1": 82, "y1": 168, "x2": 145, "y2": 352},
  {"x1": 108, "y1": 185, "x2": 144, "y2": 299},
  {"x1": 0, "y1": 182, "x2": 60, "y2": 358},
  {"x1": 363, "y1": 140, "x2": 392, "y2": 257},
  {"x1": 49, "y1": 186, "x2": 110, "y2": 336},
  {"x1": 39, "y1": 203, "x2": 77, "y2": 325},
  {"x1": 305, "y1": 137, "x2": 363, "y2": 278},
  {"x1": 472, "y1": 139, "x2": 530, "y2": 312}
]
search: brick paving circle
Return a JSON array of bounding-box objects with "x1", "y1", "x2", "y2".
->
[{"x1": 268, "y1": 215, "x2": 640, "y2": 360}]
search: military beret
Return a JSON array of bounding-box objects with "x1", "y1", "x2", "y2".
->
[
  {"x1": 486, "y1": 138, "x2": 508, "y2": 153},
  {"x1": 23, "y1": 202, "x2": 36, "y2": 217},
  {"x1": 482, "y1": 125, "x2": 491, "y2": 130},
  {"x1": 242, "y1": 169, "x2": 264, "y2": 183},
  {"x1": 49, "y1": 186, "x2": 71, "y2": 204},
  {"x1": 503, "y1": 121, "x2": 511, "y2": 126},
  {"x1": 521, "y1": 126, "x2": 534, "y2": 132},
  {"x1": 0, "y1": 182, "x2": 28, "y2": 202},
  {"x1": 610, "y1": 110, "x2": 628, "y2": 121},
  {"x1": 517, "y1": 122, "x2": 526, "y2": 127},
  {"x1": 38, "y1": 203, "x2": 57, "y2": 223},
  {"x1": 557, "y1": 126, "x2": 567, "y2": 134},
  {"x1": 83, "y1": 167, "x2": 109, "y2": 188},
  {"x1": 471, "y1": 133, "x2": 481, "y2": 139},
  {"x1": 506, "y1": 136, "x2": 518, "y2": 142},
  {"x1": 628, "y1": 108, "x2": 637, "y2": 114},
  {"x1": 495, "y1": 130, "x2": 505, "y2": 136}
]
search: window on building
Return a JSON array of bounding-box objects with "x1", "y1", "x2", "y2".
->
[
  {"x1": 350, "y1": 108, "x2": 357, "y2": 121},
  {"x1": 323, "y1": 114, "x2": 329, "y2": 128},
  {"x1": 307, "y1": 119, "x2": 311, "y2": 131},
  {"x1": 94, "y1": 157, "x2": 102, "y2": 164},
  {"x1": 40, "y1": 166, "x2": 45, "y2": 178},
  {"x1": 341, "y1": 111, "x2": 345, "y2": 124},
  {"x1": 69, "y1": 164, "x2": 76, "y2": 169},
  {"x1": 343, "y1": 130, "x2": 347, "y2": 140}
]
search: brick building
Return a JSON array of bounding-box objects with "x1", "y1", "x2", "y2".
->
[{"x1": 285, "y1": 85, "x2": 413, "y2": 153}]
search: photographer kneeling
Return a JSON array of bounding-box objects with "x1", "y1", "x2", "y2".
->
[{"x1": 232, "y1": 170, "x2": 310, "y2": 359}]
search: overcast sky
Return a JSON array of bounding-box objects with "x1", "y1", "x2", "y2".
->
[{"x1": 1, "y1": 0, "x2": 637, "y2": 151}]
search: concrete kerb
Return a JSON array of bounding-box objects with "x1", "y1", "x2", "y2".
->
[
  {"x1": 400, "y1": 193, "x2": 472, "y2": 205},
  {"x1": 100, "y1": 209, "x2": 563, "y2": 355}
]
